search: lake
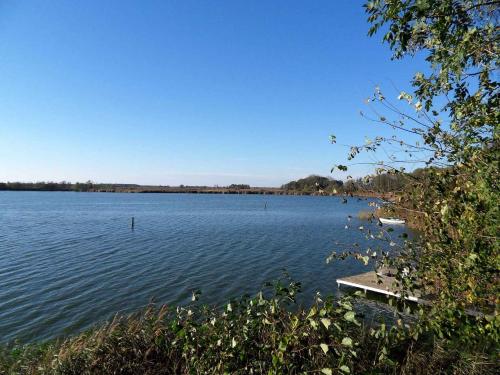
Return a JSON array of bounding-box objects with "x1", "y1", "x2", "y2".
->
[{"x1": 0, "y1": 192, "x2": 402, "y2": 343}]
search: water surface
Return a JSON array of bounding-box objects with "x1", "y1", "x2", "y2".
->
[{"x1": 0, "y1": 192, "x2": 402, "y2": 343}]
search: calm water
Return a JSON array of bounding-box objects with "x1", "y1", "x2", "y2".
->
[{"x1": 0, "y1": 192, "x2": 402, "y2": 343}]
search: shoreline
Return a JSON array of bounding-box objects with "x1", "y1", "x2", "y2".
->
[{"x1": 0, "y1": 186, "x2": 394, "y2": 199}]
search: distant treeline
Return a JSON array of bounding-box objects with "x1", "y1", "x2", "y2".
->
[
  {"x1": 1, "y1": 171, "x2": 422, "y2": 195},
  {"x1": 341, "y1": 173, "x2": 409, "y2": 194},
  {"x1": 0, "y1": 181, "x2": 139, "y2": 192},
  {"x1": 282, "y1": 171, "x2": 425, "y2": 195},
  {"x1": 0, "y1": 181, "x2": 267, "y2": 194},
  {"x1": 282, "y1": 175, "x2": 343, "y2": 194}
]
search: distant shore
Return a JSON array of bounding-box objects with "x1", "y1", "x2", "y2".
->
[{"x1": 0, "y1": 183, "x2": 395, "y2": 200}]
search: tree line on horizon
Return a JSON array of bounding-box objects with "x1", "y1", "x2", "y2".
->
[
  {"x1": 0, "y1": 181, "x2": 93, "y2": 192},
  {"x1": 0, "y1": 172, "x2": 420, "y2": 195},
  {"x1": 0, "y1": 181, "x2": 254, "y2": 192},
  {"x1": 0, "y1": 181, "x2": 143, "y2": 192},
  {"x1": 281, "y1": 170, "x2": 425, "y2": 194},
  {"x1": 0, "y1": 170, "x2": 429, "y2": 195}
]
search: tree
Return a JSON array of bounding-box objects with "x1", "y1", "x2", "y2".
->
[
  {"x1": 331, "y1": 0, "x2": 499, "y2": 357},
  {"x1": 282, "y1": 175, "x2": 343, "y2": 194}
]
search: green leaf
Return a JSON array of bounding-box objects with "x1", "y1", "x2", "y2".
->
[
  {"x1": 344, "y1": 311, "x2": 356, "y2": 322},
  {"x1": 341, "y1": 337, "x2": 353, "y2": 347},
  {"x1": 321, "y1": 369, "x2": 332, "y2": 375},
  {"x1": 278, "y1": 340, "x2": 287, "y2": 352},
  {"x1": 272, "y1": 354, "x2": 278, "y2": 367},
  {"x1": 306, "y1": 306, "x2": 317, "y2": 319},
  {"x1": 340, "y1": 365, "x2": 351, "y2": 373}
]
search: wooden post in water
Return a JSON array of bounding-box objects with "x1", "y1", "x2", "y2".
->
[{"x1": 131, "y1": 216, "x2": 135, "y2": 229}]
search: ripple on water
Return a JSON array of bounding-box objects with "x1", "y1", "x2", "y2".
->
[{"x1": 0, "y1": 192, "x2": 409, "y2": 343}]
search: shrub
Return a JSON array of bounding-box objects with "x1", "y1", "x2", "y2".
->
[{"x1": 1, "y1": 279, "x2": 371, "y2": 374}]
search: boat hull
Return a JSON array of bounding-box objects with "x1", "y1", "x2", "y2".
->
[{"x1": 379, "y1": 218, "x2": 405, "y2": 225}]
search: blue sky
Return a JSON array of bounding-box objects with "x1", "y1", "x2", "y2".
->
[{"x1": 0, "y1": 0, "x2": 425, "y2": 186}]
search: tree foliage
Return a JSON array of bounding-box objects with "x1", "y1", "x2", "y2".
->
[
  {"x1": 282, "y1": 175, "x2": 344, "y2": 194},
  {"x1": 330, "y1": 0, "x2": 499, "y2": 350}
]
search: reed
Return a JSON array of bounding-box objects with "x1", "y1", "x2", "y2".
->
[{"x1": 357, "y1": 210, "x2": 374, "y2": 220}]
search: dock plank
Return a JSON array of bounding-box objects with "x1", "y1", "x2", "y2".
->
[
  {"x1": 338, "y1": 271, "x2": 490, "y2": 318},
  {"x1": 336, "y1": 270, "x2": 423, "y2": 303}
]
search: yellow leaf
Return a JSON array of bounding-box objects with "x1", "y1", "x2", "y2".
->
[
  {"x1": 320, "y1": 343, "x2": 329, "y2": 354},
  {"x1": 321, "y1": 318, "x2": 331, "y2": 330}
]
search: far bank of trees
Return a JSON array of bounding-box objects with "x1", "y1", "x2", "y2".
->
[
  {"x1": 1, "y1": 171, "x2": 428, "y2": 196},
  {"x1": 0, "y1": 181, "x2": 86, "y2": 192},
  {"x1": 282, "y1": 175, "x2": 343, "y2": 194},
  {"x1": 282, "y1": 171, "x2": 422, "y2": 195},
  {"x1": 0, "y1": 181, "x2": 140, "y2": 192},
  {"x1": 0, "y1": 182, "x2": 258, "y2": 193}
]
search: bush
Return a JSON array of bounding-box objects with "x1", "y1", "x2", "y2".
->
[
  {"x1": 2, "y1": 277, "x2": 497, "y2": 374},
  {"x1": 1, "y1": 279, "x2": 370, "y2": 374}
]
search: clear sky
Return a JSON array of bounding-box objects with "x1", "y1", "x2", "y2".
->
[{"x1": 0, "y1": 0, "x2": 425, "y2": 187}]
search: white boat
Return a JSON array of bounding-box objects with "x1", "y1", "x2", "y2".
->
[{"x1": 379, "y1": 217, "x2": 405, "y2": 225}]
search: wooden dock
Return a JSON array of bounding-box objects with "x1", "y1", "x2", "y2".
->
[
  {"x1": 338, "y1": 270, "x2": 491, "y2": 318},
  {"x1": 336, "y1": 270, "x2": 424, "y2": 303}
]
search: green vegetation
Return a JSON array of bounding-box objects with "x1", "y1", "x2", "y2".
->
[
  {"x1": 343, "y1": 173, "x2": 410, "y2": 194},
  {"x1": 282, "y1": 175, "x2": 343, "y2": 194},
  {"x1": 2, "y1": 280, "x2": 496, "y2": 375},
  {"x1": 331, "y1": 0, "x2": 499, "y2": 368},
  {"x1": 0, "y1": 181, "x2": 89, "y2": 192},
  {"x1": 0, "y1": 181, "x2": 140, "y2": 193},
  {"x1": 1, "y1": 1, "x2": 498, "y2": 373},
  {"x1": 281, "y1": 172, "x2": 416, "y2": 195},
  {"x1": 0, "y1": 281, "x2": 368, "y2": 374},
  {"x1": 0, "y1": 182, "x2": 279, "y2": 194}
]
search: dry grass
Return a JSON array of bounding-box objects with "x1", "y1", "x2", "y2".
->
[
  {"x1": 398, "y1": 341, "x2": 498, "y2": 375},
  {"x1": 357, "y1": 210, "x2": 375, "y2": 220}
]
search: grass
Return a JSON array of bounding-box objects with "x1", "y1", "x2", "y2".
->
[{"x1": 357, "y1": 210, "x2": 375, "y2": 220}]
